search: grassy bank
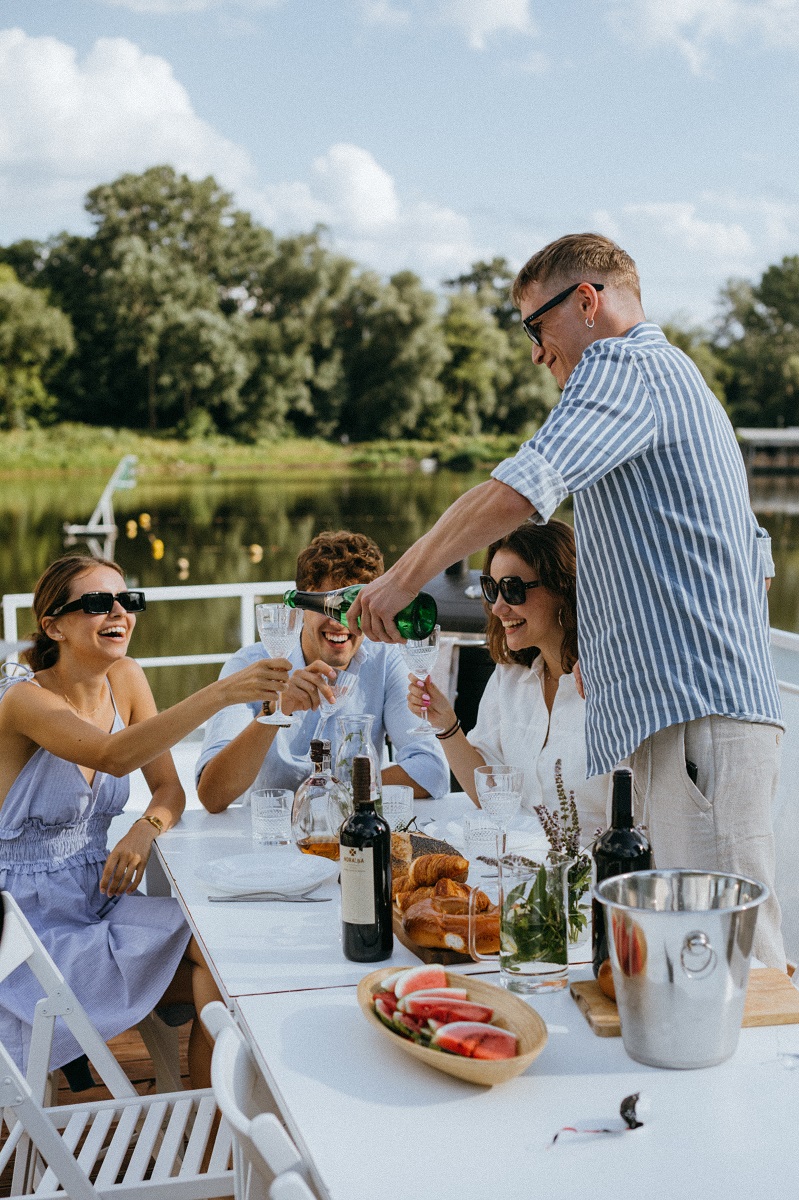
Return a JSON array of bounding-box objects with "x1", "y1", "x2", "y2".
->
[{"x1": 0, "y1": 424, "x2": 524, "y2": 480}]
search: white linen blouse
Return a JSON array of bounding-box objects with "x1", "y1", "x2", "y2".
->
[{"x1": 466, "y1": 657, "x2": 610, "y2": 839}]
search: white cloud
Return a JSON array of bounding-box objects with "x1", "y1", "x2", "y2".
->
[
  {"x1": 101, "y1": 0, "x2": 281, "y2": 12},
  {"x1": 0, "y1": 28, "x2": 254, "y2": 232},
  {"x1": 587, "y1": 194, "x2": 799, "y2": 323},
  {"x1": 436, "y1": 0, "x2": 535, "y2": 50},
  {"x1": 0, "y1": 29, "x2": 480, "y2": 284},
  {"x1": 357, "y1": 0, "x2": 410, "y2": 27},
  {"x1": 249, "y1": 143, "x2": 481, "y2": 282},
  {"x1": 608, "y1": 0, "x2": 799, "y2": 70}
]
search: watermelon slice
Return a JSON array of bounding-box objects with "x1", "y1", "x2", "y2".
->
[
  {"x1": 378, "y1": 971, "x2": 405, "y2": 993},
  {"x1": 432, "y1": 1021, "x2": 518, "y2": 1060},
  {"x1": 394, "y1": 965, "x2": 448, "y2": 999},
  {"x1": 374, "y1": 993, "x2": 398, "y2": 1018},
  {"x1": 400, "y1": 996, "x2": 494, "y2": 1024}
]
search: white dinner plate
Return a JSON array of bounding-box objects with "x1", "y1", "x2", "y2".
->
[{"x1": 197, "y1": 846, "x2": 338, "y2": 896}]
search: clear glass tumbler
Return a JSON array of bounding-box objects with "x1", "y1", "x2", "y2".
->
[{"x1": 251, "y1": 788, "x2": 293, "y2": 845}]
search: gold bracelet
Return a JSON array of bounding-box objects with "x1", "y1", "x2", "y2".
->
[{"x1": 137, "y1": 815, "x2": 164, "y2": 835}]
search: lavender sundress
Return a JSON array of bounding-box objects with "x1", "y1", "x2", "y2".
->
[{"x1": 0, "y1": 674, "x2": 191, "y2": 1070}]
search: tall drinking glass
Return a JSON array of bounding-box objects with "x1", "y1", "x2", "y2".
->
[
  {"x1": 399, "y1": 625, "x2": 440, "y2": 736},
  {"x1": 474, "y1": 765, "x2": 523, "y2": 830},
  {"x1": 255, "y1": 603, "x2": 303, "y2": 726}
]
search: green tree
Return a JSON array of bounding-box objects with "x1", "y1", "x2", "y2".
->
[
  {"x1": 237, "y1": 230, "x2": 355, "y2": 440},
  {"x1": 715, "y1": 257, "x2": 799, "y2": 427},
  {"x1": 336, "y1": 270, "x2": 449, "y2": 440},
  {"x1": 443, "y1": 258, "x2": 559, "y2": 434},
  {"x1": 0, "y1": 265, "x2": 74, "y2": 428},
  {"x1": 439, "y1": 290, "x2": 511, "y2": 435}
]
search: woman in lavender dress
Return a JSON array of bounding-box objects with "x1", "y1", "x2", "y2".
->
[{"x1": 0, "y1": 554, "x2": 289, "y2": 1086}]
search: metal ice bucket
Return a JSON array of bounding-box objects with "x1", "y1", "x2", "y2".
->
[{"x1": 594, "y1": 869, "x2": 768, "y2": 1069}]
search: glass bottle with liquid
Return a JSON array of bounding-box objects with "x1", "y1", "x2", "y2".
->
[
  {"x1": 339, "y1": 755, "x2": 393, "y2": 962},
  {"x1": 334, "y1": 714, "x2": 383, "y2": 814},
  {"x1": 291, "y1": 739, "x2": 352, "y2": 861},
  {"x1": 283, "y1": 584, "x2": 437, "y2": 640},
  {"x1": 592, "y1": 767, "x2": 652, "y2": 976}
]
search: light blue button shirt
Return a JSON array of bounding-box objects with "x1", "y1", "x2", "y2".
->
[
  {"x1": 196, "y1": 639, "x2": 450, "y2": 799},
  {"x1": 493, "y1": 323, "x2": 782, "y2": 777}
]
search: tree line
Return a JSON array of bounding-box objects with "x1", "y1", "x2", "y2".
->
[{"x1": 1, "y1": 165, "x2": 797, "y2": 439}]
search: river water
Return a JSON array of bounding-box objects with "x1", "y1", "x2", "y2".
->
[{"x1": 2, "y1": 470, "x2": 798, "y2": 709}]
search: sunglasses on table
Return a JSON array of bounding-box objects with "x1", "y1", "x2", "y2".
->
[
  {"x1": 47, "y1": 591, "x2": 147, "y2": 618},
  {"x1": 480, "y1": 575, "x2": 543, "y2": 606},
  {"x1": 522, "y1": 281, "x2": 604, "y2": 346}
]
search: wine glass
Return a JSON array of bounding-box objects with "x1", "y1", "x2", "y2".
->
[
  {"x1": 474, "y1": 765, "x2": 523, "y2": 830},
  {"x1": 399, "y1": 625, "x2": 440, "y2": 735},
  {"x1": 311, "y1": 671, "x2": 354, "y2": 741},
  {"x1": 255, "y1": 603, "x2": 303, "y2": 726}
]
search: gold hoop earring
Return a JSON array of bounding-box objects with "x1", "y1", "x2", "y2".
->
[{"x1": 558, "y1": 608, "x2": 564, "y2": 628}]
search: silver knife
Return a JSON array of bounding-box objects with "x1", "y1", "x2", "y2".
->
[{"x1": 207, "y1": 891, "x2": 331, "y2": 903}]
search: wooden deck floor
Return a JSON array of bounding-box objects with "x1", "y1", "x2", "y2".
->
[{"x1": 0, "y1": 1024, "x2": 191, "y2": 1196}]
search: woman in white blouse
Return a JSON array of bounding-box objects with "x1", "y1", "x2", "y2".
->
[{"x1": 407, "y1": 518, "x2": 608, "y2": 838}]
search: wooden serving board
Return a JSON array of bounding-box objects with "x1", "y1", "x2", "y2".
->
[
  {"x1": 571, "y1": 968, "x2": 799, "y2": 1037},
  {"x1": 392, "y1": 906, "x2": 472, "y2": 965}
]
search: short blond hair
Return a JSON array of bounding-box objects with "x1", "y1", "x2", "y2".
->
[{"x1": 512, "y1": 233, "x2": 641, "y2": 306}]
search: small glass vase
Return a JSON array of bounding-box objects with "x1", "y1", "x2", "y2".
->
[{"x1": 335, "y1": 714, "x2": 382, "y2": 812}]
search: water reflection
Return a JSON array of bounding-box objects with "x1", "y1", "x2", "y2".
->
[{"x1": 2, "y1": 471, "x2": 798, "y2": 709}]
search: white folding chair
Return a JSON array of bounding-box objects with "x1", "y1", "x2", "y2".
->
[
  {"x1": 202, "y1": 1001, "x2": 310, "y2": 1200},
  {"x1": 0, "y1": 891, "x2": 234, "y2": 1198},
  {"x1": 270, "y1": 1172, "x2": 316, "y2": 1200}
]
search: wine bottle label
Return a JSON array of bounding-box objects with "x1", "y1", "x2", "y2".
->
[{"x1": 340, "y1": 845, "x2": 376, "y2": 924}]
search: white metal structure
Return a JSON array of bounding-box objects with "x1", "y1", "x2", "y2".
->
[
  {"x1": 202, "y1": 1002, "x2": 307, "y2": 1200},
  {"x1": 0, "y1": 892, "x2": 234, "y2": 1199},
  {"x1": 62, "y1": 455, "x2": 138, "y2": 562}
]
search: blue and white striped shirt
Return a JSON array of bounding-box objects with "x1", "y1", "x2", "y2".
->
[{"x1": 493, "y1": 323, "x2": 782, "y2": 777}]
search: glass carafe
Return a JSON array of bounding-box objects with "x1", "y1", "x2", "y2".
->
[
  {"x1": 292, "y1": 739, "x2": 352, "y2": 861},
  {"x1": 334, "y1": 714, "x2": 383, "y2": 812}
]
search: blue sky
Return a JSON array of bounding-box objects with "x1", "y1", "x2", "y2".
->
[{"x1": 0, "y1": 0, "x2": 797, "y2": 325}]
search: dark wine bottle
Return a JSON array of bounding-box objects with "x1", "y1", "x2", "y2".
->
[
  {"x1": 592, "y1": 767, "x2": 652, "y2": 976},
  {"x1": 283, "y1": 584, "x2": 437, "y2": 640},
  {"x1": 339, "y1": 756, "x2": 393, "y2": 963}
]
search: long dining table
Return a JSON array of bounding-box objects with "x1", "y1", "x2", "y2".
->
[{"x1": 152, "y1": 802, "x2": 799, "y2": 1200}]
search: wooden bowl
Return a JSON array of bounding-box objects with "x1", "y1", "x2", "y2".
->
[{"x1": 356, "y1": 968, "x2": 548, "y2": 1086}]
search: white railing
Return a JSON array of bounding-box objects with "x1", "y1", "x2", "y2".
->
[
  {"x1": 4, "y1": 580, "x2": 799, "y2": 689},
  {"x1": 1, "y1": 580, "x2": 295, "y2": 669}
]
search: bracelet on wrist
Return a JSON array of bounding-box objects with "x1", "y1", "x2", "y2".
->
[
  {"x1": 261, "y1": 699, "x2": 276, "y2": 717},
  {"x1": 137, "y1": 814, "x2": 164, "y2": 835},
  {"x1": 435, "y1": 718, "x2": 461, "y2": 741}
]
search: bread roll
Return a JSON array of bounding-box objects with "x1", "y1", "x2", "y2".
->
[
  {"x1": 407, "y1": 853, "x2": 469, "y2": 888},
  {"x1": 396, "y1": 886, "x2": 435, "y2": 912},
  {"x1": 402, "y1": 898, "x2": 500, "y2": 955}
]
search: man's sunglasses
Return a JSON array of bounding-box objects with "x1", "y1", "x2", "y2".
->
[
  {"x1": 480, "y1": 575, "x2": 542, "y2": 606},
  {"x1": 522, "y1": 281, "x2": 604, "y2": 346},
  {"x1": 47, "y1": 591, "x2": 147, "y2": 618}
]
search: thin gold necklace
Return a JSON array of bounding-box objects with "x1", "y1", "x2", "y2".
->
[{"x1": 62, "y1": 689, "x2": 106, "y2": 718}]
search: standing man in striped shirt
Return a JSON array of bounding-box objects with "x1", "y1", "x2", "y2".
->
[{"x1": 350, "y1": 232, "x2": 786, "y2": 969}]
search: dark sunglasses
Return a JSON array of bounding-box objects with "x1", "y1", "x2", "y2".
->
[
  {"x1": 480, "y1": 575, "x2": 542, "y2": 606},
  {"x1": 522, "y1": 281, "x2": 604, "y2": 346},
  {"x1": 47, "y1": 590, "x2": 146, "y2": 618}
]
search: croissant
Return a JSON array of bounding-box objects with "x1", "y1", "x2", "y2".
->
[
  {"x1": 433, "y1": 877, "x2": 469, "y2": 899},
  {"x1": 407, "y1": 853, "x2": 469, "y2": 888},
  {"x1": 402, "y1": 898, "x2": 499, "y2": 955}
]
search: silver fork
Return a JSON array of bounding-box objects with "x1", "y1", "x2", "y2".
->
[{"x1": 207, "y1": 888, "x2": 331, "y2": 903}]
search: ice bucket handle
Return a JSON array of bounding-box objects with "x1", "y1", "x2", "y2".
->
[{"x1": 680, "y1": 930, "x2": 717, "y2": 979}]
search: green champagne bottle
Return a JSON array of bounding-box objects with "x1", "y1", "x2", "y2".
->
[{"x1": 283, "y1": 584, "x2": 437, "y2": 640}]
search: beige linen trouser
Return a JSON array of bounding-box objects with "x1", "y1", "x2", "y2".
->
[{"x1": 629, "y1": 715, "x2": 786, "y2": 971}]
